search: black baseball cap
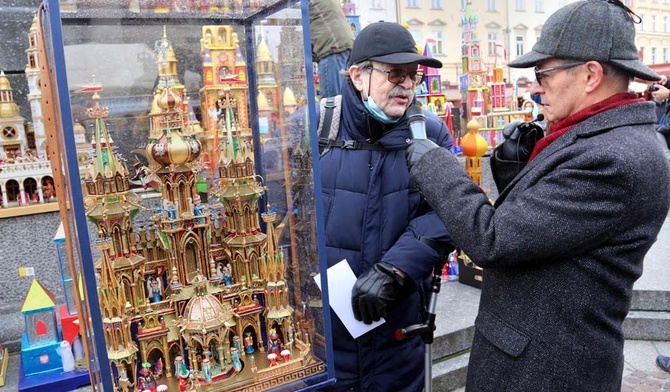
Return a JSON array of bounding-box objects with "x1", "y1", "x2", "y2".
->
[{"x1": 348, "y1": 21, "x2": 443, "y2": 69}]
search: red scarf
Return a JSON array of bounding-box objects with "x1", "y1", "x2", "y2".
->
[{"x1": 528, "y1": 93, "x2": 642, "y2": 162}]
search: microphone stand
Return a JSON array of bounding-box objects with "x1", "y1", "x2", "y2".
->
[{"x1": 395, "y1": 260, "x2": 447, "y2": 392}]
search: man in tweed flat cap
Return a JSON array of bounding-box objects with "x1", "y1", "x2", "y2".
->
[{"x1": 406, "y1": 0, "x2": 670, "y2": 390}]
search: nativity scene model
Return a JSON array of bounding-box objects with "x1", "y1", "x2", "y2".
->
[{"x1": 77, "y1": 23, "x2": 325, "y2": 391}]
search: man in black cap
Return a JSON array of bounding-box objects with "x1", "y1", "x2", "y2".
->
[
  {"x1": 405, "y1": 0, "x2": 670, "y2": 390},
  {"x1": 319, "y1": 21, "x2": 454, "y2": 391}
]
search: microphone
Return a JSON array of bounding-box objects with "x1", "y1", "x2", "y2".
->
[
  {"x1": 536, "y1": 113, "x2": 545, "y2": 122},
  {"x1": 406, "y1": 105, "x2": 427, "y2": 139}
]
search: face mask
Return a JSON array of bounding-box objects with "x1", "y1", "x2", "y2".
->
[{"x1": 364, "y1": 95, "x2": 401, "y2": 124}]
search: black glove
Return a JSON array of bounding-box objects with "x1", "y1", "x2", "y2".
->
[
  {"x1": 406, "y1": 139, "x2": 439, "y2": 171},
  {"x1": 352, "y1": 262, "x2": 406, "y2": 324},
  {"x1": 499, "y1": 120, "x2": 544, "y2": 162}
]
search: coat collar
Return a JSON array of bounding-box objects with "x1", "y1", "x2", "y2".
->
[{"x1": 494, "y1": 101, "x2": 657, "y2": 206}]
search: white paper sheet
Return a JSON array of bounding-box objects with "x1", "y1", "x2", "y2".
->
[{"x1": 313, "y1": 259, "x2": 385, "y2": 339}]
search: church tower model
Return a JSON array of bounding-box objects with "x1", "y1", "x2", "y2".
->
[
  {"x1": 459, "y1": 0, "x2": 489, "y2": 129},
  {"x1": 25, "y1": 14, "x2": 46, "y2": 159},
  {"x1": 80, "y1": 27, "x2": 321, "y2": 391}
]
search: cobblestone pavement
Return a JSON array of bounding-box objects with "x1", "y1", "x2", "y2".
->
[{"x1": 622, "y1": 369, "x2": 670, "y2": 392}]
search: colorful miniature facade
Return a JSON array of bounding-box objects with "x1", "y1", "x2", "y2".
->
[
  {"x1": 0, "y1": 14, "x2": 57, "y2": 215},
  {"x1": 20, "y1": 279, "x2": 62, "y2": 376},
  {"x1": 80, "y1": 26, "x2": 322, "y2": 391},
  {"x1": 416, "y1": 42, "x2": 453, "y2": 139},
  {"x1": 342, "y1": 2, "x2": 361, "y2": 36},
  {"x1": 459, "y1": 0, "x2": 527, "y2": 150}
]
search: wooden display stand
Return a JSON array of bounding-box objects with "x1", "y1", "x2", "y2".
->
[{"x1": 0, "y1": 345, "x2": 8, "y2": 386}]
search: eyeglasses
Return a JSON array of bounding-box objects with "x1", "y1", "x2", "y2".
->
[
  {"x1": 368, "y1": 66, "x2": 424, "y2": 85},
  {"x1": 534, "y1": 62, "x2": 585, "y2": 86}
]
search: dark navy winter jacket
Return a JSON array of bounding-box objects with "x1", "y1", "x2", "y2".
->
[{"x1": 320, "y1": 82, "x2": 454, "y2": 392}]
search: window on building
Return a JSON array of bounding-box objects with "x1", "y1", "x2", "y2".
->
[
  {"x1": 487, "y1": 0, "x2": 497, "y2": 11},
  {"x1": 535, "y1": 0, "x2": 544, "y2": 12},
  {"x1": 640, "y1": 14, "x2": 645, "y2": 31},
  {"x1": 2, "y1": 126, "x2": 16, "y2": 139},
  {"x1": 461, "y1": 0, "x2": 467, "y2": 10},
  {"x1": 652, "y1": 47, "x2": 657, "y2": 64},
  {"x1": 430, "y1": 0, "x2": 442, "y2": 9},
  {"x1": 665, "y1": 16, "x2": 668, "y2": 33},
  {"x1": 410, "y1": 29, "x2": 423, "y2": 45},
  {"x1": 431, "y1": 31, "x2": 445, "y2": 55},
  {"x1": 488, "y1": 32, "x2": 498, "y2": 55},
  {"x1": 371, "y1": 0, "x2": 383, "y2": 9},
  {"x1": 640, "y1": 46, "x2": 645, "y2": 62},
  {"x1": 516, "y1": 0, "x2": 525, "y2": 11},
  {"x1": 516, "y1": 35, "x2": 525, "y2": 56},
  {"x1": 664, "y1": 48, "x2": 668, "y2": 63},
  {"x1": 558, "y1": 0, "x2": 567, "y2": 7},
  {"x1": 624, "y1": 0, "x2": 632, "y2": 5},
  {"x1": 407, "y1": 0, "x2": 419, "y2": 8},
  {"x1": 652, "y1": 15, "x2": 657, "y2": 32}
]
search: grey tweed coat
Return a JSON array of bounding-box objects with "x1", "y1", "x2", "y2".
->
[{"x1": 410, "y1": 101, "x2": 670, "y2": 391}]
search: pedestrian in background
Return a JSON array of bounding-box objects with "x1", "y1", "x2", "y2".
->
[
  {"x1": 406, "y1": 0, "x2": 670, "y2": 390},
  {"x1": 309, "y1": 0, "x2": 354, "y2": 98}
]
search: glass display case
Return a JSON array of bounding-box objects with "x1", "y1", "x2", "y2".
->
[{"x1": 39, "y1": 0, "x2": 332, "y2": 390}]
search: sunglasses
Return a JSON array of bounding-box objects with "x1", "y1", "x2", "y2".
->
[
  {"x1": 534, "y1": 62, "x2": 585, "y2": 86},
  {"x1": 368, "y1": 66, "x2": 424, "y2": 85}
]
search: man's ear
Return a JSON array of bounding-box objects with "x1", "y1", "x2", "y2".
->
[
  {"x1": 350, "y1": 65, "x2": 365, "y2": 93},
  {"x1": 584, "y1": 61, "x2": 606, "y2": 93}
]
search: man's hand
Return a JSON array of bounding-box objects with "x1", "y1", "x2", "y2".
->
[
  {"x1": 499, "y1": 120, "x2": 544, "y2": 162},
  {"x1": 352, "y1": 262, "x2": 406, "y2": 324},
  {"x1": 406, "y1": 139, "x2": 439, "y2": 170}
]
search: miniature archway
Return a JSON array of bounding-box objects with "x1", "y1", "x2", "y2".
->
[
  {"x1": 147, "y1": 346, "x2": 166, "y2": 377},
  {"x1": 23, "y1": 177, "x2": 37, "y2": 202}
]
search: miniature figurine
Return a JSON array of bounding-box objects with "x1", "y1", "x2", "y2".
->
[
  {"x1": 244, "y1": 331, "x2": 254, "y2": 353},
  {"x1": 137, "y1": 362, "x2": 157, "y2": 392},
  {"x1": 281, "y1": 349, "x2": 291, "y2": 362},
  {"x1": 177, "y1": 364, "x2": 191, "y2": 392},
  {"x1": 267, "y1": 353, "x2": 278, "y2": 366},
  {"x1": 57, "y1": 340, "x2": 75, "y2": 372},
  {"x1": 230, "y1": 347, "x2": 242, "y2": 371},
  {"x1": 147, "y1": 276, "x2": 163, "y2": 303},
  {"x1": 154, "y1": 357, "x2": 163, "y2": 378},
  {"x1": 268, "y1": 330, "x2": 282, "y2": 357},
  {"x1": 202, "y1": 358, "x2": 212, "y2": 382}
]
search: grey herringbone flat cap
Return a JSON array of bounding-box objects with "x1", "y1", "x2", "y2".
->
[{"x1": 509, "y1": 0, "x2": 660, "y2": 81}]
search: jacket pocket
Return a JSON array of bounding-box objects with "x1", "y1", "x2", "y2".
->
[{"x1": 475, "y1": 310, "x2": 530, "y2": 358}]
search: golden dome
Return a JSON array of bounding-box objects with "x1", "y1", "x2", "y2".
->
[
  {"x1": 0, "y1": 73, "x2": 20, "y2": 118},
  {"x1": 257, "y1": 91, "x2": 270, "y2": 112},
  {"x1": 0, "y1": 73, "x2": 11, "y2": 90},
  {"x1": 74, "y1": 122, "x2": 86, "y2": 135},
  {"x1": 181, "y1": 292, "x2": 232, "y2": 332},
  {"x1": 148, "y1": 129, "x2": 201, "y2": 166},
  {"x1": 283, "y1": 87, "x2": 297, "y2": 108},
  {"x1": 255, "y1": 37, "x2": 273, "y2": 63},
  {"x1": 157, "y1": 86, "x2": 182, "y2": 111}
]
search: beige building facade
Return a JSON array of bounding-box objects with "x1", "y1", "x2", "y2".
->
[
  {"x1": 634, "y1": 0, "x2": 670, "y2": 72},
  {"x1": 350, "y1": 0, "x2": 663, "y2": 91}
]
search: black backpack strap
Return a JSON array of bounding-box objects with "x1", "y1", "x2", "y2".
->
[
  {"x1": 324, "y1": 139, "x2": 389, "y2": 151},
  {"x1": 318, "y1": 97, "x2": 337, "y2": 155}
]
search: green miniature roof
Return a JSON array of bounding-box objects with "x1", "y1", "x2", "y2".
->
[{"x1": 21, "y1": 279, "x2": 56, "y2": 314}]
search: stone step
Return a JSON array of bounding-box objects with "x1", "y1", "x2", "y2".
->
[
  {"x1": 432, "y1": 349, "x2": 470, "y2": 391},
  {"x1": 623, "y1": 310, "x2": 670, "y2": 340},
  {"x1": 631, "y1": 290, "x2": 670, "y2": 311}
]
